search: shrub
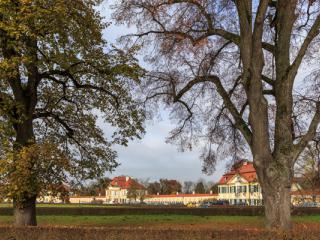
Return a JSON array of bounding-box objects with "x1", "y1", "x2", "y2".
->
[{"x1": 1, "y1": 206, "x2": 319, "y2": 216}]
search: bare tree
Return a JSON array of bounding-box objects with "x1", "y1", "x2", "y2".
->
[
  {"x1": 183, "y1": 181, "x2": 195, "y2": 193},
  {"x1": 295, "y1": 139, "x2": 320, "y2": 202},
  {"x1": 112, "y1": 0, "x2": 320, "y2": 229}
]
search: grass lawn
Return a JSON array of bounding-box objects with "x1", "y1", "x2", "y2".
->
[
  {"x1": 0, "y1": 215, "x2": 320, "y2": 229},
  {"x1": 0, "y1": 215, "x2": 263, "y2": 226}
]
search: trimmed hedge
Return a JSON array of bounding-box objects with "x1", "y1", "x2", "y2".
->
[
  {"x1": 0, "y1": 206, "x2": 319, "y2": 216},
  {"x1": 1, "y1": 226, "x2": 320, "y2": 240}
]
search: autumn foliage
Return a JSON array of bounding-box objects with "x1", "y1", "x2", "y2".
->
[{"x1": 0, "y1": 142, "x2": 68, "y2": 205}]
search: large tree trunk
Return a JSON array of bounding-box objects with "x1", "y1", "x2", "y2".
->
[
  {"x1": 13, "y1": 196, "x2": 37, "y2": 226},
  {"x1": 255, "y1": 157, "x2": 294, "y2": 230},
  {"x1": 13, "y1": 118, "x2": 38, "y2": 226},
  {"x1": 263, "y1": 183, "x2": 292, "y2": 229}
]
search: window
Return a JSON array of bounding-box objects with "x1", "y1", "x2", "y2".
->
[
  {"x1": 252, "y1": 185, "x2": 258, "y2": 193},
  {"x1": 219, "y1": 186, "x2": 227, "y2": 193},
  {"x1": 243, "y1": 186, "x2": 247, "y2": 193}
]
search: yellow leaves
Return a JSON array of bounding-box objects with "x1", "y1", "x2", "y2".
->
[
  {"x1": 0, "y1": 142, "x2": 70, "y2": 203},
  {"x1": 20, "y1": 0, "x2": 32, "y2": 4}
]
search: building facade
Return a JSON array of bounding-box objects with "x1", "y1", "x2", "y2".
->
[
  {"x1": 144, "y1": 193, "x2": 218, "y2": 205},
  {"x1": 291, "y1": 190, "x2": 320, "y2": 206},
  {"x1": 218, "y1": 161, "x2": 263, "y2": 206},
  {"x1": 105, "y1": 176, "x2": 147, "y2": 204},
  {"x1": 69, "y1": 196, "x2": 106, "y2": 204},
  {"x1": 217, "y1": 160, "x2": 302, "y2": 206}
]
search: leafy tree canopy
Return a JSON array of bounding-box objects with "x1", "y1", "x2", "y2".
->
[{"x1": 0, "y1": 0, "x2": 145, "y2": 203}]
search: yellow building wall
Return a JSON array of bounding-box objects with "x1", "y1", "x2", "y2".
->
[{"x1": 144, "y1": 195, "x2": 218, "y2": 205}]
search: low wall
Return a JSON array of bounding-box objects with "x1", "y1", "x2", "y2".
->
[{"x1": 69, "y1": 197, "x2": 106, "y2": 204}]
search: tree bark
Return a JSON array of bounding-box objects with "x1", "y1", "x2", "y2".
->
[
  {"x1": 255, "y1": 158, "x2": 294, "y2": 230},
  {"x1": 13, "y1": 118, "x2": 38, "y2": 226},
  {"x1": 263, "y1": 183, "x2": 292, "y2": 229},
  {"x1": 13, "y1": 196, "x2": 37, "y2": 226}
]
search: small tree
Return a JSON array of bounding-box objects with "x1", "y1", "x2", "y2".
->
[
  {"x1": 194, "y1": 181, "x2": 206, "y2": 194},
  {"x1": 295, "y1": 140, "x2": 320, "y2": 202},
  {"x1": 159, "y1": 179, "x2": 182, "y2": 194},
  {"x1": 210, "y1": 183, "x2": 219, "y2": 194},
  {"x1": 127, "y1": 180, "x2": 145, "y2": 203},
  {"x1": 147, "y1": 181, "x2": 161, "y2": 195},
  {"x1": 0, "y1": 0, "x2": 144, "y2": 226},
  {"x1": 183, "y1": 181, "x2": 194, "y2": 194}
]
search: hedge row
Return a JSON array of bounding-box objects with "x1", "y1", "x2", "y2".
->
[
  {"x1": 0, "y1": 206, "x2": 319, "y2": 216},
  {"x1": 1, "y1": 226, "x2": 320, "y2": 240}
]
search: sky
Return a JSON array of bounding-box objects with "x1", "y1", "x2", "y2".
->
[{"x1": 98, "y1": 3, "x2": 227, "y2": 183}]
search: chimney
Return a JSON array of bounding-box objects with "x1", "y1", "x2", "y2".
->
[
  {"x1": 176, "y1": 192, "x2": 179, "y2": 195},
  {"x1": 157, "y1": 192, "x2": 159, "y2": 195},
  {"x1": 126, "y1": 176, "x2": 130, "y2": 181},
  {"x1": 210, "y1": 190, "x2": 213, "y2": 195},
  {"x1": 192, "y1": 191, "x2": 195, "y2": 195}
]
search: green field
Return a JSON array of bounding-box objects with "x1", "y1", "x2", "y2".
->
[
  {"x1": 0, "y1": 215, "x2": 320, "y2": 227},
  {"x1": 0, "y1": 215, "x2": 257, "y2": 225},
  {"x1": 1, "y1": 204, "x2": 320, "y2": 232}
]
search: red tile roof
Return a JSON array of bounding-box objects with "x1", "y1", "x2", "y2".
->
[
  {"x1": 218, "y1": 161, "x2": 257, "y2": 184},
  {"x1": 110, "y1": 176, "x2": 145, "y2": 190},
  {"x1": 146, "y1": 193, "x2": 218, "y2": 198}
]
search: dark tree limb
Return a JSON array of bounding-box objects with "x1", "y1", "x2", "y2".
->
[
  {"x1": 173, "y1": 75, "x2": 252, "y2": 145},
  {"x1": 40, "y1": 70, "x2": 120, "y2": 108},
  {"x1": 33, "y1": 111, "x2": 75, "y2": 137},
  {"x1": 294, "y1": 102, "x2": 320, "y2": 158}
]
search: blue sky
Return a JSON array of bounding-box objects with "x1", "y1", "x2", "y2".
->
[{"x1": 98, "y1": 3, "x2": 226, "y2": 183}]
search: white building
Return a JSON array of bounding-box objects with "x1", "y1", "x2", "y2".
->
[
  {"x1": 105, "y1": 176, "x2": 147, "y2": 204},
  {"x1": 144, "y1": 192, "x2": 218, "y2": 205}
]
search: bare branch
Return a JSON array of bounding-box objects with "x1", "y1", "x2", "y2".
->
[
  {"x1": 173, "y1": 75, "x2": 252, "y2": 144},
  {"x1": 294, "y1": 102, "x2": 320, "y2": 157},
  {"x1": 40, "y1": 70, "x2": 120, "y2": 108},
  {"x1": 288, "y1": 14, "x2": 320, "y2": 80}
]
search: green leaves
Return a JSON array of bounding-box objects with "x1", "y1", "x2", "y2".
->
[{"x1": 0, "y1": 0, "x2": 145, "y2": 203}]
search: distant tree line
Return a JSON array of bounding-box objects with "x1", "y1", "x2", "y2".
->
[
  {"x1": 146, "y1": 179, "x2": 219, "y2": 195},
  {"x1": 70, "y1": 178, "x2": 111, "y2": 197}
]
